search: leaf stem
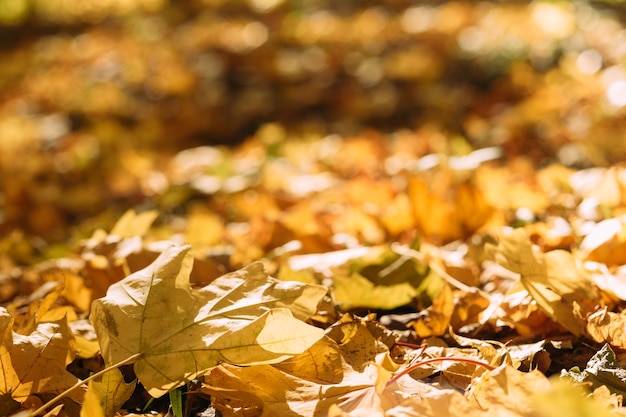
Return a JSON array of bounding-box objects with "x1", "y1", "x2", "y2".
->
[
  {"x1": 387, "y1": 356, "x2": 496, "y2": 386},
  {"x1": 28, "y1": 353, "x2": 143, "y2": 417}
]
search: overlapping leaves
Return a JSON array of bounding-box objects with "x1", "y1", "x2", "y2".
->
[{"x1": 90, "y1": 244, "x2": 327, "y2": 397}]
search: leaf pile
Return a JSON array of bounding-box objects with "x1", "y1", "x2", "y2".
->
[
  {"x1": 2, "y1": 0, "x2": 626, "y2": 243},
  {"x1": 5, "y1": 1, "x2": 626, "y2": 417}
]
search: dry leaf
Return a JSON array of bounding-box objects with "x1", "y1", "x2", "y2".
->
[
  {"x1": 90, "y1": 243, "x2": 327, "y2": 397},
  {"x1": 326, "y1": 314, "x2": 398, "y2": 373},
  {"x1": 579, "y1": 217, "x2": 626, "y2": 266},
  {"x1": 409, "y1": 173, "x2": 494, "y2": 244},
  {"x1": 109, "y1": 209, "x2": 159, "y2": 238},
  {"x1": 488, "y1": 228, "x2": 599, "y2": 335},
  {"x1": 273, "y1": 336, "x2": 344, "y2": 384},
  {"x1": 533, "y1": 377, "x2": 622, "y2": 417},
  {"x1": 205, "y1": 359, "x2": 385, "y2": 417},
  {"x1": 470, "y1": 365, "x2": 551, "y2": 415},
  {"x1": 0, "y1": 308, "x2": 79, "y2": 401},
  {"x1": 80, "y1": 368, "x2": 135, "y2": 417},
  {"x1": 587, "y1": 308, "x2": 626, "y2": 349},
  {"x1": 412, "y1": 284, "x2": 454, "y2": 338}
]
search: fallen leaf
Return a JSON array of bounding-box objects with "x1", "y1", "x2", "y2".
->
[
  {"x1": 204, "y1": 358, "x2": 384, "y2": 417},
  {"x1": 273, "y1": 336, "x2": 344, "y2": 384},
  {"x1": 332, "y1": 273, "x2": 418, "y2": 311},
  {"x1": 80, "y1": 385, "x2": 105, "y2": 417},
  {"x1": 385, "y1": 366, "x2": 553, "y2": 417},
  {"x1": 579, "y1": 217, "x2": 626, "y2": 266},
  {"x1": 571, "y1": 167, "x2": 623, "y2": 209},
  {"x1": 534, "y1": 377, "x2": 622, "y2": 417},
  {"x1": 331, "y1": 247, "x2": 431, "y2": 310},
  {"x1": 470, "y1": 365, "x2": 551, "y2": 415},
  {"x1": 109, "y1": 209, "x2": 159, "y2": 238},
  {"x1": 592, "y1": 385, "x2": 623, "y2": 410},
  {"x1": 80, "y1": 368, "x2": 135, "y2": 417},
  {"x1": 326, "y1": 314, "x2": 398, "y2": 373},
  {"x1": 487, "y1": 228, "x2": 599, "y2": 335},
  {"x1": 409, "y1": 172, "x2": 494, "y2": 244},
  {"x1": 0, "y1": 307, "x2": 79, "y2": 401},
  {"x1": 90, "y1": 243, "x2": 327, "y2": 397},
  {"x1": 586, "y1": 308, "x2": 626, "y2": 349},
  {"x1": 412, "y1": 284, "x2": 454, "y2": 338},
  {"x1": 562, "y1": 344, "x2": 626, "y2": 399}
]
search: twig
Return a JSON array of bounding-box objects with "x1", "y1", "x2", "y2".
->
[{"x1": 387, "y1": 356, "x2": 496, "y2": 386}]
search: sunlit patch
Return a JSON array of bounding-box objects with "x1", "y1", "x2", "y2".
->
[
  {"x1": 458, "y1": 26, "x2": 485, "y2": 53},
  {"x1": 576, "y1": 49, "x2": 602, "y2": 75},
  {"x1": 241, "y1": 21, "x2": 269, "y2": 50},
  {"x1": 531, "y1": 2, "x2": 575, "y2": 39},
  {"x1": 606, "y1": 80, "x2": 626, "y2": 107},
  {"x1": 248, "y1": 0, "x2": 283, "y2": 13},
  {"x1": 401, "y1": 6, "x2": 436, "y2": 34}
]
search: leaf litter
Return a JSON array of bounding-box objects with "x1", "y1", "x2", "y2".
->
[{"x1": 5, "y1": 1, "x2": 626, "y2": 417}]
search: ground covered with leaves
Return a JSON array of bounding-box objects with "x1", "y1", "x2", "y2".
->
[{"x1": 4, "y1": 0, "x2": 626, "y2": 416}]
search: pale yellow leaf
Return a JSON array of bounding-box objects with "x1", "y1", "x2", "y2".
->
[
  {"x1": 332, "y1": 273, "x2": 418, "y2": 310},
  {"x1": 533, "y1": 377, "x2": 622, "y2": 417},
  {"x1": 325, "y1": 314, "x2": 398, "y2": 373},
  {"x1": 205, "y1": 360, "x2": 380, "y2": 417},
  {"x1": 90, "y1": 243, "x2": 327, "y2": 397},
  {"x1": 80, "y1": 384, "x2": 105, "y2": 417},
  {"x1": 80, "y1": 368, "x2": 135, "y2": 417},
  {"x1": 273, "y1": 336, "x2": 344, "y2": 384},
  {"x1": 109, "y1": 209, "x2": 158, "y2": 238},
  {"x1": 470, "y1": 365, "x2": 551, "y2": 415}
]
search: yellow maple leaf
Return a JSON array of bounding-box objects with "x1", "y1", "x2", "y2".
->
[
  {"x1": 205, "y1": 349, "x2": 396, "y2": 417},
  {"x1": 90, "y1": 243, "x2": 327, "y2": 397},
  {"x1": 109, "y1": 209, "x2": 158, "y2": 238},
  {"x1": 80, "y1": 368, "x2": 135, "y2": 417},
  {"x1": 487, "y1": 228, "x2": 599, "y2": 335},
  {"x1": 0, "y1": 308, "x2": 79, "y2": 401}
]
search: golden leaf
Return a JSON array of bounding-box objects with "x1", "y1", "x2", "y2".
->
[
  {"x1": 488, "y1": 229, "x2": 599, "y2": 335},
  {"x1": 0, "y1": 308, "x2": 79, "y2": 400},
  {"x1": 90, "y1": 243, "x2": 327, "y2": 397}
]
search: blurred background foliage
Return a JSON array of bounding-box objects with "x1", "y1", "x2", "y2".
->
[{"x1": 1, "y1": 0, "x2": 626, "y2": 249}]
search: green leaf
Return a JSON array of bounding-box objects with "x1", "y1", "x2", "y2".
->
[{"x1": 169, "y1": 387, "x2": 183, "y2": 417}]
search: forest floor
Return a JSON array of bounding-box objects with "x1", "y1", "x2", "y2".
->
[{"x1": 3, "y1": 1, "x2": 626, "y2": 416}]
